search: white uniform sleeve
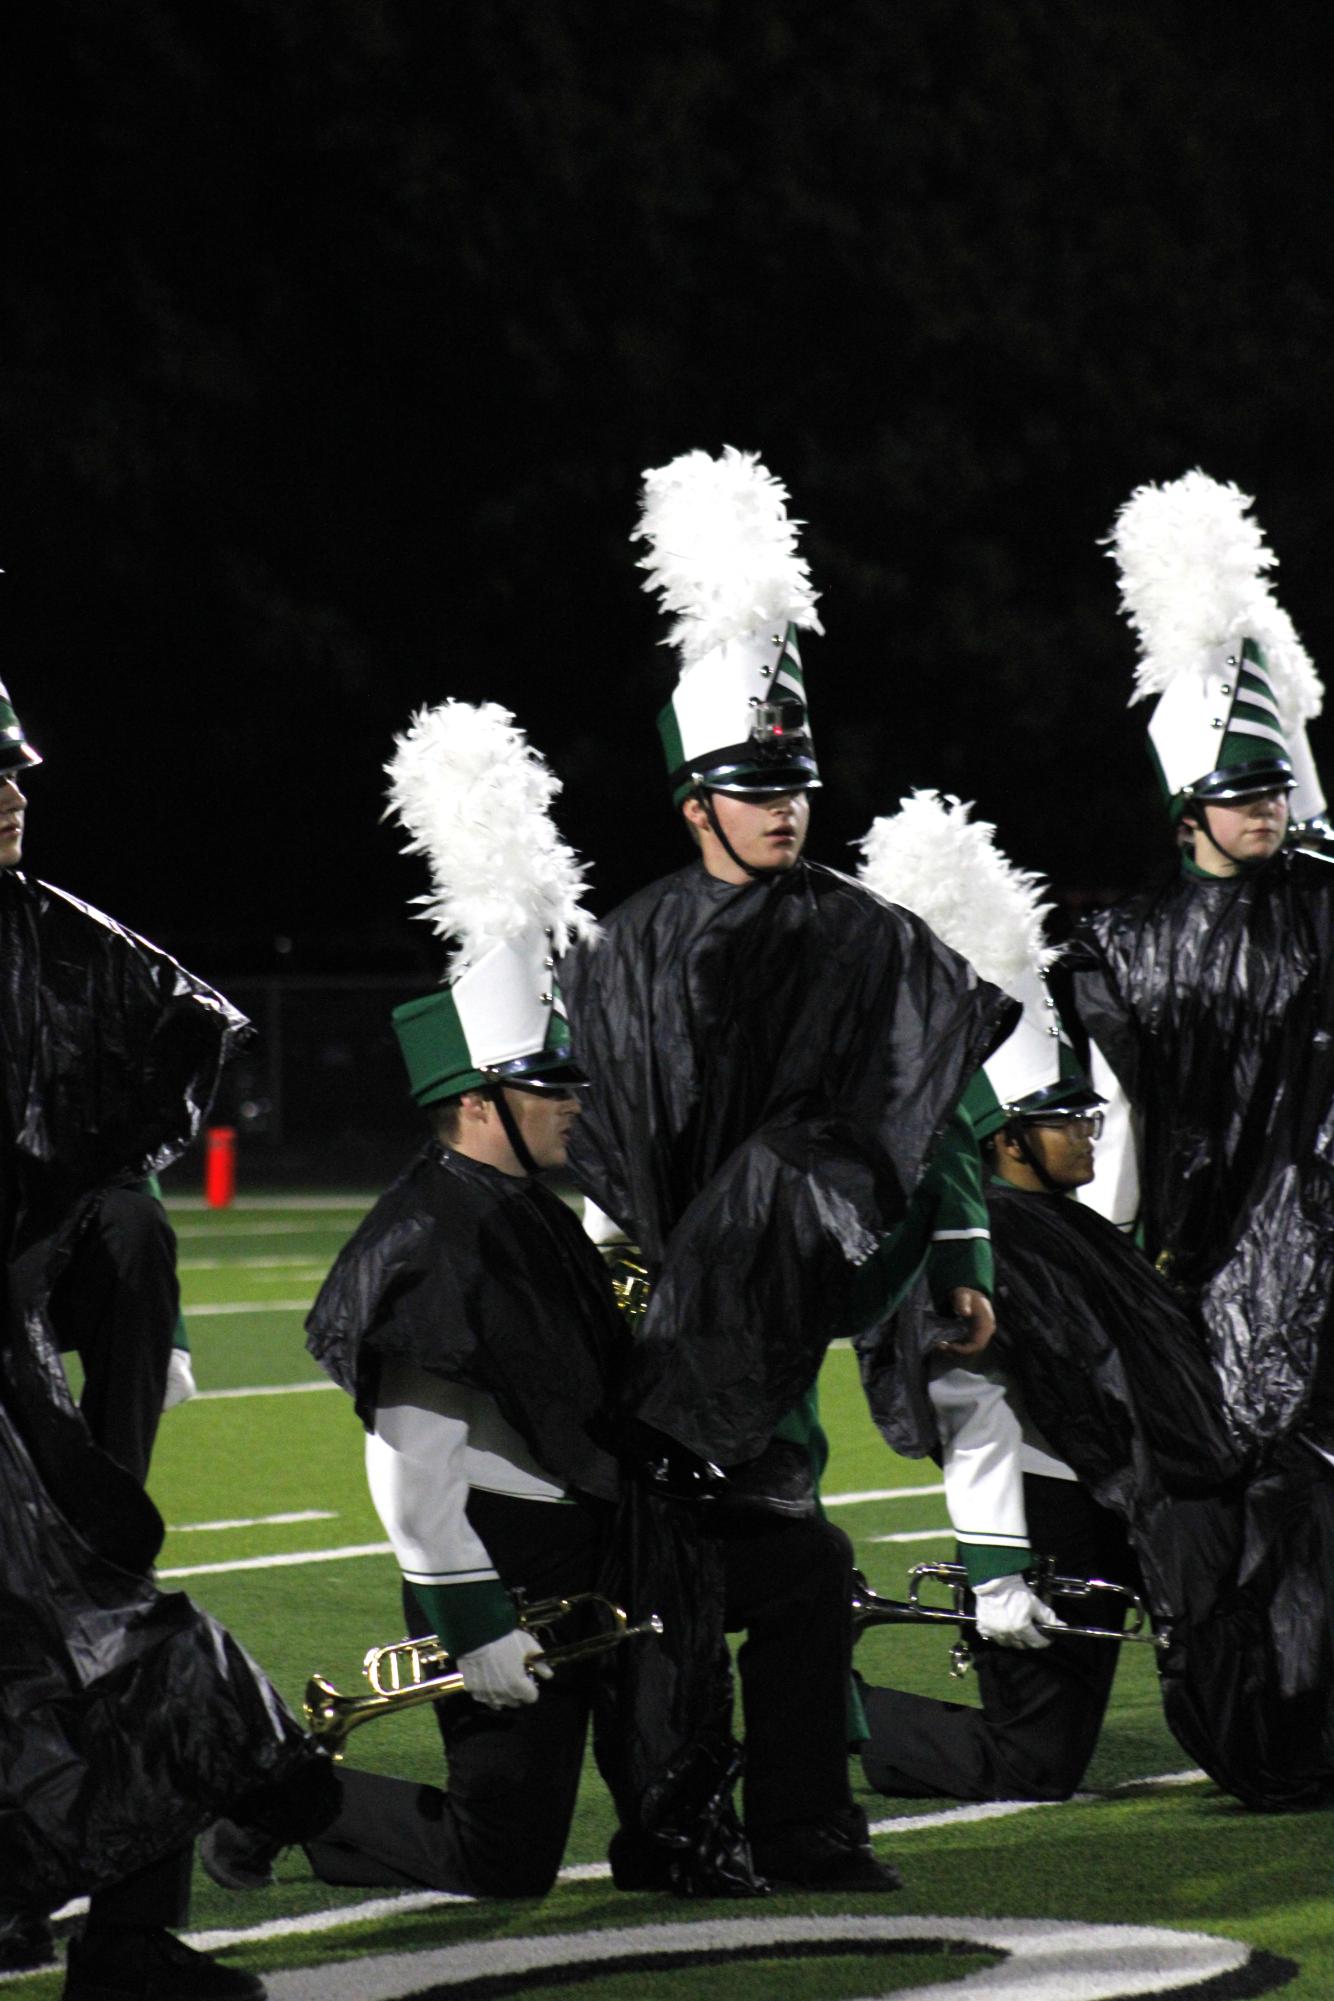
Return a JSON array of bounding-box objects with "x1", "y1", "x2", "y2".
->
[
  {"x1": 929, "y1": 1362, "x2": 1030, "y2": 1559},
  {"x1": 365, "y1": 1359, "x2": 499, "y2": 1590}
]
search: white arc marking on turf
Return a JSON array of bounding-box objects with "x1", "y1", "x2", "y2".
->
[{"x1": 257, "y1": 1915, "x2": 1250, "y2": 2001}]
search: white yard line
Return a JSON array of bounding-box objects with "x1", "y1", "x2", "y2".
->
[
  {"x1": 186, "y1": 1300, "x2": 315, "y2": 1315},
  {"x1": 158, "y1": 1542, "x2": 392, "y2": 1580},
  {"x1": 191, "y1": 1381, "x2": 338, "y2": 1400},
  {"x1": 825, "y1": 1483, "x2": 945, "y2": 1506},
  {"x1": 169, "y1": 1510, "x2": 337, "y2": 1534},
  {"x1": 171, "y1": 1196, "x2": 376, "y2": 1213},
  {"x1": 180, "y1": 1257, "x2": 332, "y2": 1272},
  {"x1": 175, "y1": 1222, "x2": 348, "y2": 1240},
  {"x1": 869, "y1": 1527, "x2": 953, "y2": 1545}
]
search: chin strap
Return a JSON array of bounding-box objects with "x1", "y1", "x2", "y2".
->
[
  {"x1": 489, "y1": 1086, "x2": 539, "y2": 1177},
  {"x1": 1006, "y1": 1123, "x2": 1065, "y2": 1195},
  {"x1": 1189, "y1": 804, "x2": 1245, "y2": 870},
  {"x1": 1188, "y1": 802, "x2": 1276, "y2": 874},
  {"x1": 699, "y1": 789, "x2": 790, "y2": 881}
]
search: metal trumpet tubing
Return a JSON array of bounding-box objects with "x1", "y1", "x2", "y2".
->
[
  {"x1": 304, "y1": 1592, "x2": 663, "y2": 1758},
  {"x1": 851, "y1": 1562, "x2": 1169, "y2": 1680}
]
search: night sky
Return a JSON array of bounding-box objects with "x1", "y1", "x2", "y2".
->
[{"x1": 5, "y1": 2, "x2": 1333, "y2": 984}]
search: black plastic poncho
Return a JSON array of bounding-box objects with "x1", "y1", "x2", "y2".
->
[
  {"x1": 563, "y1": 859, "x2": 1017, "y2": 1465},
  {"x1": 1062, "y1": 848, "x2": 1334, "y2": 1450},
  {"x1": 306, "y1": 1142, "x2": 623, "y2": 1503},
  {"x1": 0, "y1": 871, "x2": 310, "y2": 1906},
  {"x1": 914, "y1": 1184, "x2": 1333, "y2": 1809}
]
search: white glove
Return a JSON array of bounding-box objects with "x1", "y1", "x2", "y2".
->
[
  {"x1": 973, "y1": 1574, "x2": 1064, "y2": 1650},
  {"x1": 163, "y1": 1348, "x2": 197, "y2": 1410},
  {"x1": 457, "y1": 1628, "x2": 552, "y2": 1709}
]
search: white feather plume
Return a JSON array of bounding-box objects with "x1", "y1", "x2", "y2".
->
[
  {"x1": 857, "y1": 790, "x2": 1054, "y2": 988},
  {"x1": 384, "y1": 700, "x2": 597, "y2": 977},
  {"x1": 1110, "y1": 469, "x2": 1322, "y2": 726},
  {"x1": 633, "y1": 445, "x2": 823, "y2": 664}
]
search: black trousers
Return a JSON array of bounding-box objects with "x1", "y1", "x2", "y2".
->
[
  {"x1": 713, "y1": 1510, "x2": 860, "y2": 1840},
  {"x1": 47, "y1": 1185, "x2": 179, "y2": 1487},
  {"x1": 860, "y1": 1476, "x2": 1137, "y2": 1803},
  {"x1": 305, "y1": 1491, "x2": 622, "y2": 1899}
]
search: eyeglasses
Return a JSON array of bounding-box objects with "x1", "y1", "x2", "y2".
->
[{"x1": 1024, "y1": 1113, "x2": 1104, "y2": 1139}]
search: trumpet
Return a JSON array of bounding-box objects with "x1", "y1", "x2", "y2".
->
[
  {"x1": 852, "y1": 1560, "x2": 1168, "y2": 1681},
  {"x1": 304, "y1": 1592, "x2": 663, "y2": 1758},
  {"x1": 602, "y1": 1249, "x2": 652, "y2": 1326}
]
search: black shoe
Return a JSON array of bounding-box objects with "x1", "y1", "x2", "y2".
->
[
  {"x1": 0, "y1": 1908, "x2": 55, "y2": 1972},
  {"x1": 199, "y1": 1817, "x2": 282, "y2": 1892},
  {"x1": 751, "y1": 1818, "x2": 903, "y2": 1894},
  {"x1": 64, "y1": 1925, "x2": 266, "y2": 1999}
]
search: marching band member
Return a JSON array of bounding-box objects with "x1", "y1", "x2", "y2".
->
[
  {"x1": 0, "y1": 676, "x2": 315, "y2": 2000},
  {"x1": 1061, "y1": 473, "x2": 1334, "y2": 1805},
  {"x1": 561, "y1": 449, "x2": 1016, "y2": 1892},
  {"x1": 208, "y1": 701, "x2": 638, "y2": 1899}
]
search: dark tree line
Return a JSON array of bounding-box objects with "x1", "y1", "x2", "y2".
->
[{"x1": 2, "y1": 1, "x2": 1331, "y2": 972}]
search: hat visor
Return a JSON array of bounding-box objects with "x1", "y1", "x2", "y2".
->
[
  {"x1": 483, "y1": 1052, "x2": 590, "y2": 1094},
  {"x1": 1008, "y1": 1080, "x2": 1105, "y2": 1122},
  {"x1": 1180, "y1": 757, "x2": 1295, "y2": 811},
  {"x1": 0, "y1": 743, "x2": 42, "y2": 774}
]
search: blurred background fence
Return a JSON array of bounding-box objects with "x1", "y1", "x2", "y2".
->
[{"x1": 161, "y1": 976, "x2": 429, "y2": 1195}]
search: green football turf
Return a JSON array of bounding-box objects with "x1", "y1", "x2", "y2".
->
[{"x1": 12, "y1": 1193, "x2": 1331, "y2": 1999}]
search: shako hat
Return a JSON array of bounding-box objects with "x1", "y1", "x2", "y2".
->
[
  {"x1": 0, "y1": 676, "x2": 41, "y2": 774},
  {"x1": 1108, "y1": 470, "x2": 1323, "y2": 820},
  {"x1": 634, "y1": 446, "x2": 823, "y2": 804},
  {"x1": 384, "y1": 700, "x2": 597, "y2": 1107},
  {"x1": 857, "y1": 790, "x2": 1100, "y2": 1140}
]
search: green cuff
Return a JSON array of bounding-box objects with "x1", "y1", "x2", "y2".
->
[
  {"x1": 957, "y1": 1541, "x2": 1032, "y2": 1588},
  {"x1": 408, "y1": 1577, "x2": 517, "y2": 1656}
]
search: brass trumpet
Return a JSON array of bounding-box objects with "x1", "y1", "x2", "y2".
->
[
  {"x1": 304, "y1": 1592, "x2": 663, "y2": 1758},
  {"x1": 852, "y1": 1560, "x2": 1168, "y2": 1681}
]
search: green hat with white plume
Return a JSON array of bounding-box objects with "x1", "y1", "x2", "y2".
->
[
  {"x1": 1109, "y1": 471, "x2": 1323, "y2": 820},
  {"x1": 857, "y1": 791, "x2": 1099, "y2": 1140},
  {"x1": 385, "y1": 701, "x2": 597, "y2": 1107},
  {"x1": 634, "y1": 446, "x2": 823, "y2": 805}
]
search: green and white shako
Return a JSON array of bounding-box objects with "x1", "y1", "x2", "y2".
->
[{"x1": 634, "y1": 446, "x2": 823, "y2": 804}]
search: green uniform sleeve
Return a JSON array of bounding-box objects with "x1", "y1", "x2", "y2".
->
[
  {"x1": 407, "y1": 1578, "x2": 518, "y2": 1658},
  {"x1": 920, "y1": 1104, "x2": 993, "y2": 1304},
  {"x1": 845, "y1": 1106, "x2": 992, "y2": 1331}
]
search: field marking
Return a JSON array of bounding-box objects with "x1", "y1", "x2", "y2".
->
[
  {"x1": 169, "y1": 1510, "x2": 337, "y2": 1534},
  {"x1": 826, "y1": 1483, "x2": 945, "y2": 1506},
  {"x1": 51, "y1": 1772, "x2": 1212, "y2": 1942},
  {"x1": 869, "y1": 1527, "x2": 953, "y2": 1545},
  {"x1": 186, "y1": 1300, "x2": 315, "y2": 1316},
  {"x1": 175, "y1": 1222, "x2": 353, "y2": 1240},
  {"x1": 191, "y1": 1381, "x2": 338, "y2": 1401},
  {"x1": 158, "y1": 1542, "x2": 392, "y2": 1580},
  {"x1": 171, "y1": 1196, "x2": 376, "y2": 1213},
  {"x1": 186, "y1": 1772, "x2": 1214, "y2": 1953},
  {"x1": 180, "y1": 1256, "x2": 333, "y2": 1272},
  {"x1": 253, "y1": 1916, "x2": 1251, "y2": 2001}
]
